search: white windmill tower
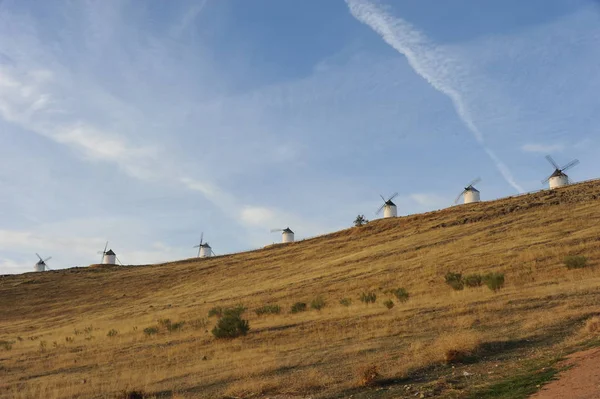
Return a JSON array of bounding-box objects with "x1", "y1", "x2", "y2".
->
[
  {"x1": 543, "y1": 155, "x2": 579, "y2": 189},
  {"x1": 455, "y1": 178, "x2": 482, "y2": 205},
  {"x1": 98, "y1": 242, "x2": 121, "y2": 265},
  {"x1": 271, "y1": 227, "x2": 295, "y2": 243},
  {"x1": 193, "y1": 233, "x2": 216, "y2": 258},
  {"x1": 34, "y1": 253, "x2": 52, "y2": 272},
  {"x1": 376, "y1": 193, "x2": 398, "y2": 218}
]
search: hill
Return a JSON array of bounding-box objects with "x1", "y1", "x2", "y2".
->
[{"x1": 2, "y1": 181, "x2": 600, "y2": 398}]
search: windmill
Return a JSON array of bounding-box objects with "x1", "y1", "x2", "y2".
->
[
  {"x1": 455, "y1": 178, "x2": 482, "y2": 205},
  {"x1": 271, "y1": 227, "x2": 295, "y2": 243},
  {"x1": 376, "y1": 193, "x2": 398, "y2": 218},
  {"x1": 193, "y1": 233, "x2": 215, "y2": 258},
  {"x1": 34, "y1": 253, "x2": 52, "y2": 272},
  {"x1": 543, "y1": 155, "x2": 579, "y2": 189},
  {"x1": 98, "y1": 242, "x2": 121, "y2": 265}
]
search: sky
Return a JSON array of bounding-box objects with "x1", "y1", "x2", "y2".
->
[{"x1": 1, "y1": 0, "x2": 599, "y2": 274}]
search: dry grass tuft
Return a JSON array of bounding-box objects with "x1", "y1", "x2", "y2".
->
[
  {"x1": 356, "y1": 364, "x2": 380, "y2": 387},
  {"x1": 434, "y1": 331, "x2": 483, "y2": 364},
  {"x1": 584, "y1": 316, "x2": 600, "y2": 334}
]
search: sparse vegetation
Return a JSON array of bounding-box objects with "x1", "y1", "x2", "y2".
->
[
  {"x1": 483, "y1": 272, "x2": 505, "y2": 292},
  {"x1": 255, "y1": 304, "x2": 281, "y2": 316},
  {"x1": 143, "y1": 327, "x2": 159, "y2": 336},
  {"x1": 189, "y1": 318, "x2": 209, "y2": 330},
  {"x1": 383, "y1": 299, "x2": 394, "y2": 309},
  {"x1": 464, "y1": 273, "x2": 483, "y2": 287},
  {"x1": 65, "y1": 336, "x2": 74, "y2": 343},
  {"x1": 211, "y1": 311, "x2": 250, "y2": 339},
  {"x1": 310, "y1": 296, "x2": 326, "y2": 310},
  {"x1": 354, "y1": 214, "x2": 369, "y2": 227},
  {"x1": 339, "y1": 297, "x2": 352, "y2": 307},
  {"x1": 564, "y1": 255, "x2": 588, "y2": 269},
  {"x1": 391, "y1": 287, "x2": 409, "y2": 302},
  {"x1": 445, "y1": 272, "x2": 464, "y2": 290},
  {"x1": 117, "y1": 390, "x2": 148, "y2": 399},
  {"x1": 291, "y1": 302, "x2": 307, "y2": 313},
  {"x1": 0, "y1": 340, "x2": 13, "y2": 351},
  {"x1": 359, "y1": 292, "x2": 377, "y2": 304},
  {"x1": 357, "y1": 364, "x2": 380, "y2": 387},
  {"x1": 107, "y1": 329, "x2": 119, "y2": 337},
  {"x1": 208, "y1": 307, "x2": 223, "y2": 318},
  {"x1": 39, "y1": 340, "x2": 47, "y2": 352}
]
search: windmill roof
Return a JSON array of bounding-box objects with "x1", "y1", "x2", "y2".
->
[
  {"x1": 385, "y1": 200, "x2": 396, "y2": 206},
  {"x1": 200, "y1": 243, "x2": 211, "y2": 248},
  {"x1": 466, "y1": 186, "x2": 480, "y2": 193},
  {"x1": 551, "y1": 169, "x2": 566, "y2": 178},
  {"x1": 283, "y1": 228, "x2": 294, "y2": 234},
  {"x1": 105, "y1": 249, "x2": 116, "y2": 255}
]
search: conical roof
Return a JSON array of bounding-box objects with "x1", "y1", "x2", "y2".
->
[
  {"x1": 551, "y1": 169, "x2": 566, "y2": 178},
  {"x1": 283, "y1": 227, "x2": 294, "y2": 234},
  {"x1": 105, "y1": 249, "x2": 116, "y2": 255},
  {"x1": 385, "y1": 200, "x2": 396, "y2": 206}
]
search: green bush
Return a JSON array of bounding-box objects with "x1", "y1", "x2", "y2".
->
[
  {"x1": 143, "y1": 327, "x2": 159, "y2": 336},
  {"x1": 564, "y1": 255, "x2": 588, "y2": 270},
  {"x1": 464, "y1": 274, "x2": 483, "y2": 288},
  {"x1": 208, "y1": 307, "x2": 223, "y2": 318},
  {"x1": 310, "y1": 296, "x2": 326, "y2": 311},
  {"x1": 211, "y1": 312, "x2": 250, "y2": 339},
  {"x1": 340, "y1": 298, "x2": 352, "y2": 307},
  {"x1": 255, "y1": 304, "x2": 281, "y2": 316},
  {"x1": 383, "y1": 299, "x2": 394, "y2": 309},
  {"x1": 167, "y1": 321, "x2": 185, "y2": 332},
  {"x1": 291, "y1": 302, "x2": 307, "y2": 314},
  {"x1": 107, "y1": 329, "x2": 119, "y2": 337},
  {"x1": 483, "y1": 272, "x2": 505, "y2": 292},
  {"x1": 445, "y1": 272, "x2": 464, "y2": 291},
  {"x1": 391, "y1": 288, "x2": 409, "y2": 302},
  {"x1": 359, "y1": 292, "x2": 377, "y2": 304}
]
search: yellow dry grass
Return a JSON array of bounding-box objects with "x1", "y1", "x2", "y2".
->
[{"x1": 2, "y1": 181, "x2": 600, "y2": 398}]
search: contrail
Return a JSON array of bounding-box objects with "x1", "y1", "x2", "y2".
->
[{"x1": 346, "y1": 0, "x2": 524, "y2": 193}]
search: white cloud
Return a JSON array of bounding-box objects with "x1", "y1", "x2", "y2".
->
[
  {"x1": 521, "y1": 143, "x2": 564, "y2": 153},
  {"x1": 345, "y1": 0, "x2": 524, "y2": 193},
  {"x1": 240, "y1": 206, "x2": 277, "y2": 227}
]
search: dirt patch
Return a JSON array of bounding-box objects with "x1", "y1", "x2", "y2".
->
[{"x1": 530, "y1": 348, "x2": 600, "y2": 399}]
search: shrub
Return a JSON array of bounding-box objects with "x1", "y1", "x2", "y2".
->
[
  {"x1": 445, "y1": 272, "x2": 464, "y2": 290},
  {"x1": 189, "y1": 318, "x2": 208, "y2": 330},
  {"x1": 310, "y1": 296, "x2": 326, "y2": 311},
  {"x1": 211, "y1": 312, "x2": 250, "y2": 339},
  {"x1": 340, "y1": 298, "x2": 352, "y2": 307},
  {"x1": 208, "y1": 307, "x2": 223, "y2": 318},
  {"x1": 383, "y1": 299, "x2": 394, "y2": 309},
  {"x1": 65, "y1": 336, "x2": 74, "y2": 343},
  {"x1": 83, "y1": 325, "x2": 93, "y2": 334},
  {"x1": 360, "y1": 292, "x2": 377, "y2": 304},
  {"x1": 167, "y1": 321, "x2": 185, "y2": 332},
  {"x1": 0, "y1": 340, "x2": 13, "y2": 351},
  {"x1": 157, "y1": 318, "x2": 171, "y2": 327},
  {"x1": 354, "y1": 214, "x2": 369, "y2": 227},
  {"x1": 564, "y1": 255, "x2": 588, "y2": 269},
  {"x1": 464, "y1": 274, "x2": 483, "y2": 288},
  {"x1": 584, "y1": 316, "x2": 600, "y2": 333},
  {"x1": 391, "y1": 288, "x2": 409, "y2": 302},
  {"x1": 118, "y1": 390, "x2": 147, "y2": 399},
  {"x1": 143, "y1": 327, "x2": 159, "y2": 336},
  {"x1": 39, "y1": 341, "x2": 47, "y2": 352},
  {"x1": 291, "y1": 302, "x2": 307, "y2": 313},
  {"x1": 107, "y1": 329, "x2": 119, "y2": 337},
  {"x1": 255, "y1": 304, "x2": 281, "y2": 316},
  {"x1": 357, "y1": 364, "x2": 380, "y2": 387},
  {"x1": 483, "y1": 272, "x2": 505, "y2": 292}
]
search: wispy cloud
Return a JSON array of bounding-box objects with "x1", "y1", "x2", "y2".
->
[
  {"x1": 521, "y1": 143, "x2": 564, "y2": 153},
  {"x1": 346, "y1": 0, "x2": 524, "y2": 193}
]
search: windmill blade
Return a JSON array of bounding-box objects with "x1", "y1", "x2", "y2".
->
[
  {"x1": 200, "y1": 232, "x2": 204, "y2": 246},
  {"x1": 379, "y1": 194, "x2": 386, "y2": 202},
  {"x1": 375, "y1": 203, "x2": 385, "y2": 215},
  {"x1": 455, "y1": 190, "x2": 467, "y2": 204},
  {"x1": 467, "y1": 177, "x2": 481, "y2": 188},
  {"x1": 211, "y1": 249, "x2": 217, "y2": 256},
  {"x1": 104, "y1": 241, "x2": 109, "y2": 253},
  {"x1": 36, "y1": 253, "x2": 43, "y2": 262},
  {"x1": 270, "y1": 228, "x2": 283, "y2": 233},
  {"x1": 561, "y1": 159, "x2": 580, "y2": 172},
  {"x1": 387, "y1": 192, "x2": 399, "y2": 202},
  {"x1": 43, "y1": 256, "x2": 52, "y2": 263},
  {"x1": 545, "y1": 155, "x2": 560, "y2": 170},
  {"x1": 116, "y1": 256, "x2": 124, "y2": 266}
]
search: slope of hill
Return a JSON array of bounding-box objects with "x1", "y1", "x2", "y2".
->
[{"x1": 2, "y1": 182, "x2": 600, "y2": 398}]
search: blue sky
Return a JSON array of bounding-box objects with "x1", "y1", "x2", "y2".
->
[{"x1": 1, "y1": 0, "x2": 599, "y2": 274}]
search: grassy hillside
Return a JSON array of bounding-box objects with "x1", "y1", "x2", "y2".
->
[{"x1": 2, "y1": 182, "x2": 600, "y2": 398}]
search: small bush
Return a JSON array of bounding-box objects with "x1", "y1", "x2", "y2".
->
[
  {"x1": 354, "y1": 214, "x2": 369, "y2": 227},
  {"x1": 383, "y1": 299, "x2": 394, "y2": 309},
  {"x1": 0, "y1": 340, "x2": 13, "y2": 351},
  {"x1": 83, "y1": 325, "x2": 93, "y2": 334},
  {"x1": 73, "y1": 329, "x2": 82, "y2": 336},
  {"x1": 483, "y1": 272, "x2": 505, "y2": 292},
  {"x1": 211, "y1": 312, "x2": 250, "y2": 339},
  {"x1": 445, "y1": 272, "x2": 464, "y2": 291},
  {"x1": 357, "y1": 364, "x2": 380, "y2": 387},
  {"x1": 107, "y1": 329, "x2": 119, "y2": 338},
  {"x1": 208, "y1": 307, "x2": 223, "y2": 318},
  {"x1": 564, "y1": 255, "x2": 588, "y2": 269},
  {"x1": 584, "y1": 316, "x2": 600, "y2": 333},
  {"x1": 359, "y1": 292, "x2": 377, "y2": 304},
  {"x1": 464, "y1": 274, "x2": 483, "y2": 288},
  {"x1": 118, "y1": 390, "x2": 147, "y2": 399},
  {"x1": 340, "y1": 298, "x2": 352, "y2": 307},
  {"x1": 291, "y1": 302, "x2": 307, "y2": 313},
  {"x1": 167, "y1": 321, "x2": 185, "y2": 332},
  {"x1": 189, "y1": 319, "x2": 208, "y2": 330},
  {"x1": 157, "y1": 318, "x2": 171, "y2": 327},
  {"x1": 143, "y1": 327, "x2": 159, "y2": 336},
  {"x1": 310, "y1": 296, "x2": 326, "y2": 311},
  {"x1": 255, "y1": 304, "x2": 281, "y2": 316},
  {"x1": 39, "y1": 341, "x2": 47, "y2": 352},
  {"x1": 65, "y1": 336, "x2": 74, "y2": 343},
  {"x1": 391, "y1": 288, "x2": 409, "y2": 302}
]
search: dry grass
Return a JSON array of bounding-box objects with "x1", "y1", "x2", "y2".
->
[{"x1": 2, "y1": 181, "x2": 600, "y2": 398}]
